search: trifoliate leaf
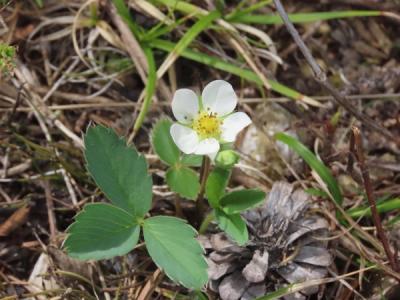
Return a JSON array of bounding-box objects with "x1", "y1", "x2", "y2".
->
[
  {"x1": 151, "y1": 119, "x2": 180, "y2": 166},
  {"x1": 166, "y1": 166, "x2": 200, "y2": 200},
  {"x1": 205, "y1": 167, "x2": 231, "y2": 208},
  {"x1": 84, "y1": 125, "x2": 152, "y2": 217},
  {"x1": 215, "y1": 208, "x2": 248, "y2": 246},
  {"x1": 143, "y1": 216, "x2": 208, "y2": 289},
  {"x1": 220, "y1": 189, "x2": 265, "y2": 214},
  {"x1": 65, "y1": 203, "x2": 140, "y2": 260}
]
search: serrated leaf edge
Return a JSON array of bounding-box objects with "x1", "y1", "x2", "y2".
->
[
  {"x1": 83, "y1": 125, "x2": 152, "y2": 217},
  {"x1": 220, "y1": 188, "x2": 266, "y2": 214},
  {"x1": 63, "y1": 203, "x2": 140, "y2": 259},
  {"x1": 150, "y1": 118, "x2": 179, "y2": 166},
  {"x1": 166, "y1": 165, "x2": 200, "y2": 200},
  {"x1": 143, "y1": 216, "x2": 208, "y2": 289}
]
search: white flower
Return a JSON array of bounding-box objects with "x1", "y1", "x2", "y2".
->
[{"x1": 170, "y1": 80, "x2": 251, "y2": 159}]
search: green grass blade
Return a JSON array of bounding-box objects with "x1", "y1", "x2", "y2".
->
[
  {"x1": 169, "y1": 10, "x2": 220, "y2": 59},
  {"x1": 133, "y1": 47, "x2": 157, "y2": 134},
  {"x1": 143, "y1": 16, "x2": 186, "y2": 42},
  {"x1": 112, "y1": 0, "x2": 142, "y2": 39},
  {"x1": 229, "y1": 10, "x2": 381, "y2": 24},
  {"x1": 275, "y1": 133, "x2": 343, "y2": 205},
  {"x1": 255, "y1": 278, "x2": 336, "y2": 300},
  {"x1": 149, "y1": 39, "x2": 308, "y2": 102},
  {"x1": 157, "y1": 10, "x2": 220, "y2": 76},
  {"x1": 226, "y1": 0, "x2": 273, "y2": 20},
  {"x1": 112, "y1": 0, "x2": 157, "y2": 135},
  {"x1": 347, "y1": 198, "x2": 400, "y2": 218},
  {"x1": 154, "y1": 0, "x2": 205, "y2": 16}
]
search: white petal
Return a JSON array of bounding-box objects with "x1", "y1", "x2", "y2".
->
[
  {"x1": 194, "y1": 138, "x2": 220, "y2": 156},
  {"x1": 170, "y1": 123, "x2": 199, "y2": 154},
  {"x1": 207, "y1": 151, "x2": 218, "y2": 161},
  {"x1": 221, "y1": 112, "x2": 251, "y2": 142},
  {"x1": 201, "y1": 80, "x2": 237, "y2": 116},
  {"x1": 172, "y1": 88, "x2": 199, "y2": 123}
]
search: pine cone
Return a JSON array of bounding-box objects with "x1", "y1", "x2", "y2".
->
[{"x1": 204, "y1": 182, "x2": 332, "y2": 300}]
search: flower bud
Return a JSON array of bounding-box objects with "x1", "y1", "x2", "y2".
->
[{"x1": 215, "y1": 150, "x2": 239, "y2": 169}]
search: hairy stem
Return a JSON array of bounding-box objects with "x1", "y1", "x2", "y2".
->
[
  {"x1": 198, "y1": 212, "x2": 215, "y2": 235},
  {"x1": 174, "y1": 195, "x2": 183, "y2": 218},
  {"x1": 195, "y1": 156, "x2": 211, "y2": 227}
]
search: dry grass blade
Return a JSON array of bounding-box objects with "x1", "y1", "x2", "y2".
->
[
  {"x1": 257, "y1": 266, "x2": 377, "y2": 300},
  {"x1": 137, "y1": 269, "x2": 164, "y2": 300},
  {"x1": 0, "y1": 205, "x2": 30, "y2": 236},
  {"x1": 108, "y1": 2, "x2": 148, "y2": 81}
]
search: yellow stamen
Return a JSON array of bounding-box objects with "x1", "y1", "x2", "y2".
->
[{"x1": 192, "y1": 111, "x2": 221, "y2": 139}]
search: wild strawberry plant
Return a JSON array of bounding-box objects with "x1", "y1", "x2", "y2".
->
[{"x1": 65, "y1": 80, "x2": 266, "y2": 291}]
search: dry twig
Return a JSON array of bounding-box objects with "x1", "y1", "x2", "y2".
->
[
  {"x1": 272, "y1": 0, "x2": 398, "y2": 145},
  {"x1": 350, "y1": 126, "x2": 399, "y2": 274}
]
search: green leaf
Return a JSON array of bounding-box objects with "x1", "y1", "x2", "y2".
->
[
  {"x1": 84, "y1": 126, "x2": 152, "y2": 217},
  {"x1": 215, "y1": 209, "x2": 248, "y2": 246},
  {"x1": 143, "y1": 216, "x2": 208, "y2": 289},
  {"x1": 181, "y1": 153, "x2": 203, "y2": 167},
  {"x1": 166, "y1": 166, "x2": 200, "y2": 200},
  {"x1": 220, "y1": 189, "x2": 265, "y2": 214},
  {"x1": 149, "y1": 38, "x2": 313, "y2": 103},
  {"x1": 64, "y1": 203, "x2": 140, "y2": 260},
  {"x1": 228, "y1": 10, "x2": 381, "y2": 25},
  {"x1": 152, "y1": 119, "x2": 180, "y2": 166},
  {"x1": 155, "y1": 0, "x2": 209, "y2": 20},
  {"x1": 194, "y1": 291, "x2": 209, "y2": 300},
  {"x1": 205, "y1": 168, "x2": 231, "y2": 208},
  {"x1": 161, "y1": 10, "x2": 220, "y2": 71},
  {"x1": 275, "y1": 133, "x2": 343, "y2": 205},
  {"x1": 347, "y1": 197, "x2": 400, "y2": 218},
  {"x1": 305, "y1": 188, "x2": 329, "y2": 198},
  {"x1": 112, "y1": 0, "x2": 142, "y2": 38},
  {"x1": 34, "y1": 0, "x2": 43, "y2": 7}
]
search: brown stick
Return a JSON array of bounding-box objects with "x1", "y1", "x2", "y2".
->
[
  {"x1": 43, "y1": 180, "x2": 57, "y2": 241},
  {"x1": 351, "y1": 126, "x2": 399, "y2": 273},
  {"x1": 272, "y1": 0, "x2": 398, "y2": 145}
]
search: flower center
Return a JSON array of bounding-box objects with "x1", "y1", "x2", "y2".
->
[{"x1": 192, "y1": 111, "x2": 221, "y2": 139}]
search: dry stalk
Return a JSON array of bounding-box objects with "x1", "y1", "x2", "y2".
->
[
  {"x1": 272, "y1": 0, "x2": 399, "y2": 146},
  {"x1": 350, "y1": 126, "x2": 399, "y2": 274},
  {"x1": 42, "y1": 180, "x2": 57, "y2": 242}
]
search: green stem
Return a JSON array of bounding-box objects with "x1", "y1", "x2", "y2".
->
[
  {"x1": 198, "y1": 212, "x2": 214, "y2": 234},
  {"x1": 195, "y1": 156, "x2": 211, "y2": 226}
]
